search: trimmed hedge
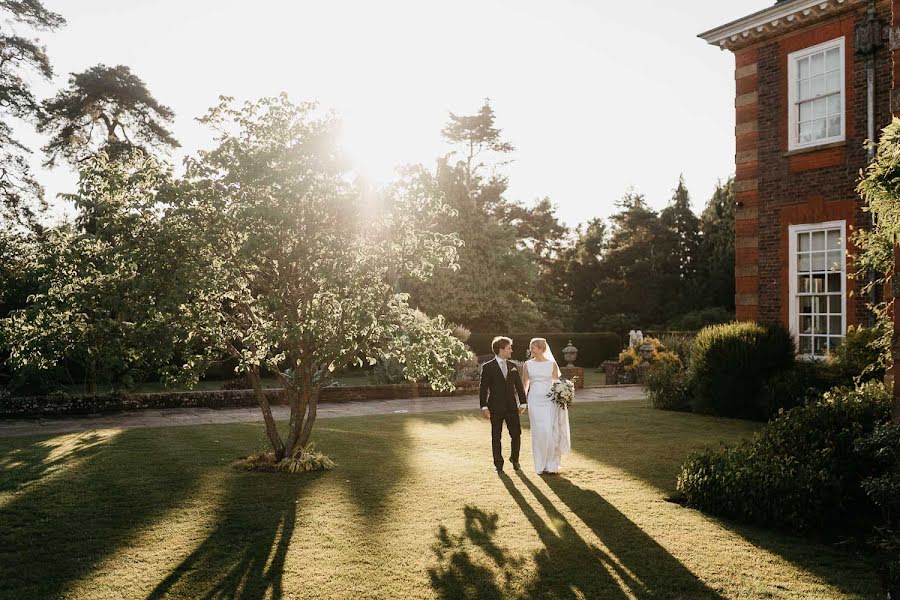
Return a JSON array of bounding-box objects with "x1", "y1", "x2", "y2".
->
[
  {"x1": 690, "y1": 321, "x2": 795, "y2": 420},
  {"x1": 467, "y1": 332, "x2": 620, "y2": 367},
  {"x1": 676, "y1": 382, "x2": 892, "y2": 533}
]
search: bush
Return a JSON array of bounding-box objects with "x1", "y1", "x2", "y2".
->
[
  {"x1": 369, "y1": 358, "x2": 408, "y2": 385},
  {"x1": 690, "y1": 321, "x2": 795, "y2": 420},
  {"x1": 665, "y1": 307, "x2": 735, "y2": 331},
  {"x1": 676, "y1": 382, "x2": 892, "y2": 532},
  {"x1": 618, "y1": 337, "x2": 681, "y2": 378},
  {"x1": 645, "y1": 361, "x2": 693, "y2": 412},
  {"x1": 656, "y1": 333, "x2": 695, "y2": 367},
  {"x1": 756, "y1": 359, "x2": 842, "y2": 418},
  {"x1": 828, "y1": 325, "x2": 887, "y2": 385},
  {"x1": 466, "y1": 332, "x2": 621, "y2": 367}
]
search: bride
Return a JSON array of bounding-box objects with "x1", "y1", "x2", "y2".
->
[{"x1": 521, "y1": 338, "x2": 571, "y2": 475}]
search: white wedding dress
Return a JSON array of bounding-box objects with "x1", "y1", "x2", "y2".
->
[{"x1": 526, "y1": 359, "x2": 571, "y2": 474}]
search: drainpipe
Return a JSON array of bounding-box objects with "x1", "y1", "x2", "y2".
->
[{"x1": 855, "y1": 0, "x2": 885, "y2": 326}]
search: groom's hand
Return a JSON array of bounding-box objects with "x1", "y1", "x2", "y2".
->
[
  {"x1": 483, "y1": 408, "x2": 491, "y2": 420},
  {"x1": 518, "y1": 405, "x2": 526, "y2": 415}
]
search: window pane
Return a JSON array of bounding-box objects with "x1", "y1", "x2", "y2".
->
[
  {"x1": 812, "y1": 252, "x2": 826, "y2": 271},
  {"x1": 800, "y1": 315, "x2": 813, "y2": 333},
  {"x1": 827, "y1": 251, "x2": 842, "y2": 271},
  {"x1": 814, "y1": 336, "x2": 828, "y2": 356},
  {"x1": 829, "y1": 337, "x2": 843, "y2": 351},
  {"x1": 829, "y1": 315, "x2": 842, "y2": 335},
  {"x1": 799, "y1": 335, "x2": 812, "y2": 354},
  {"x1": 799, "y1": 296, "x2": 813, "y2": 313},
  {"x1": 825, "y1": 71, "x2": 840, "y2": 94},
  {"x1": 799, "y1": 79, "x2": 811, "y2": 101},
  {"x1": 815, "y1": 315, "x2": 827, "y2": 333},
  {"x1": 813, "y1": 97, "x2": 827, "y2": 119},
  {"x1": 812, "y1": 231, "x2": 826, "y2": 251},
  {"x1": 799, "y1": 56, "x2": 810, "y2": 79},
  {"x1": 827, "y1": 116, "x2": 841, "y2": 138},
  {"x1": 811, "y1": 74, "x2": 825, "y2": 97},
  {"x1": 828, "y1": 93, "x2": 842, "y2": 116},
  {"x1": 827, "y1": 230, "x2": 841, "y2": 250},
  {"x1": 799, "y1": 232, "x2": 811, "y2": 252},
  {"x1": 800, "y1": 102, "x2": 812, "y2": 122},
  {"x1": 799, "y1": 275, "x2": 811, "y2": 293},
  {"x1": 827, "y1": 272, "x2": 841, "y2": 293},
  {"x1": 811, "y1": 52, "x2": 825, "y2": 76},
  {"x1": 815, "y1": 296, "x2": 828, "y2": 313},
  {"x1": 812, "y1": 274, "x2": 826, "y2": 293},
  {"x1": 799, "y1": 121, "x2": 812, "y2": 144},
  {"x1": 829, "y1": 295, "x2": 841, "y2": 313},
  {"x1": 813, "y1": 118, "x2": 827, "y2": 140},
  {"x1": 826, "y1": 47, "x2": 840, "y2": 71},
  {"x1": 799, "y1": 253, "x2": 811, "y2": 272}
]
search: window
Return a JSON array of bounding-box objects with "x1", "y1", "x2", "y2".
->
[
  {"x1": 788, "y1": 221, "x2": 846, "y2": 359},
  {"x1": 787, "y1": 37, "x2": 845, "y2": 151}
]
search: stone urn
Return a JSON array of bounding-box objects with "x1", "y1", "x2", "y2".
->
[{"x1": 562, "y1": 340, "x2": 578, "y2": 367}]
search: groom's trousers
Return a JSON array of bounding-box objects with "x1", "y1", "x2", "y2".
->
[{"x1": 490, "y1": 409, "x2": 521, "y2": 469}]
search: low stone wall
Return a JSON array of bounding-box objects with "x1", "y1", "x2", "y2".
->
[
  {"x1": 560, "y1": 367, "x2": 585, "y2": 389},
  {"x1": 0, "y1": 380, "x2": 480, "y2": 419}
]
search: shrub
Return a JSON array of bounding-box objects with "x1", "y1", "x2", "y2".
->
[
  {"x1": 676, "y1": 382, "x2": 892, "y2": 532},
  {"x1": 645, "y1": 361, "x2": 693, "y2": 412},
  {"x1": 467, "y1": 332, "x2": 621, "y2": 368},
  {"x1": 665, "y1": 307, "x2": 735, "y2": 331},
  {"x1": 690, "y1": 321, "x2": 795, "y2": 420},
  {"x1": 618, "y1": 337, "x2": 681, "y2": 373},
  {"x1": 828, "y1": 325, "x2": 887, "y2": 385},
  {"x1": 369, "y1": 357, "x2": 408, "y2": 385},
  {"x1": 756, "y1": 359, "x2": 842, "y2": 418},
  {"x1": 657, "y1": 333, "x2": 695, "y2": 367}
]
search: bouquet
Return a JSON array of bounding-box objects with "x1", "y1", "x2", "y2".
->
[{"x1": 548, "y1": 378, "x2": 575, "y2": 409}]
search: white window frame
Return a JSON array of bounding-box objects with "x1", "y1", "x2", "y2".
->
[
  {"x1": 787, "y1": 37, "x2": 846, "y2": 151},
  {"x1": 788, "y1": 220, "x2": 847, "y2": 359}
]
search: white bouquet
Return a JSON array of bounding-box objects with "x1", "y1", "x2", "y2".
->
[{"x1": 548, "y1": 378, "x2": 575, "y2": 409}]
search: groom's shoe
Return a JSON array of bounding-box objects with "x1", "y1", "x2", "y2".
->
[{"x1": 512, "y1": 462, "x2": 521, "y2": 471}]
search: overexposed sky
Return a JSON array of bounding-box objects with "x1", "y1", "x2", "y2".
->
[{"x1": 16, "y1": 0, "x2": 767, "y2": 226}]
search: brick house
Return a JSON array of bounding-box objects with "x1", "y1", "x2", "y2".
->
[{"x1": 700, "y1": 0, "x2": 897, "y2": 359}]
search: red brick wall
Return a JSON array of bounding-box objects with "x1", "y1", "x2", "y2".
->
[{"x1": 743, "y1": 4, "x2": 891, "y2": 330}]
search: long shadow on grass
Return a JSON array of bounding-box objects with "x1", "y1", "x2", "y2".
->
[
  {"x1": 0, "y1": 427, "x2": 207, "y2": 599},
  {"x1": 315, "y1": 413, "x2": 415, "y2": 520},
  {"x1": 147, "y1": 471, "x2": 319, "y2": 600},
  {"x1": 539, "y1": 476, "x2": 723, "y2": 599},
  {"x1": 0, "y1": 429, "x2": 114, "y2": 494},
  {"x1": 428, "y1": 505, "x2": 526, "y2": 600}
]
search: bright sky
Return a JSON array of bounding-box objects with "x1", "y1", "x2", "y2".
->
[{"x1": 19, "y1": 0, "x2": 767, "y2": 226}]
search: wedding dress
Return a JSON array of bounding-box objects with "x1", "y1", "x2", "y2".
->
[{"x1": 526, "y1": 359, "x2": 571, "y2": 474}]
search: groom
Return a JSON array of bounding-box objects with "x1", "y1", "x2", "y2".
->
[{"x1": 480, "y1": 336, "x2": 527, "y2": 474}]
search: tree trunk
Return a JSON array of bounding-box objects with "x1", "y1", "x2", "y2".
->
[
  {"x1": 284, "y1": 366, "x2": 312, "y2": 457},
  {"x1": 297, "y1": 390, "x2": 319, "y2": 450},
  {"x1": 248, "y1": 367, "x2": 286, "y2": 461},
  {"x1": 893, "y1": 238, "x2": 900, "y2": 424}
]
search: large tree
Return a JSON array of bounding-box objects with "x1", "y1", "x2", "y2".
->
[
  {"x1": 697, "y1": 177, "x2": 736, "y2": 310},
  {"x1": 176, "y1": 95, "x2": 469, "y2": 463},
  {"x1": 2, "y1": 151, "x2": 217, "y2": 393},
  {"x1": 0, "y1": 0, "x2": 64, "y2": 226},
  {"x1": 39, "y1": 64, "x2": 179, "y2": 168},
  {"x1": 660, "y1": 175, "x2": 701, "y2": 307}
]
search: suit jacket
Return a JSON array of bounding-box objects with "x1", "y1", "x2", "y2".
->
[{"x1": 479, "y1": 357, "x2": 527, "y2": 414}]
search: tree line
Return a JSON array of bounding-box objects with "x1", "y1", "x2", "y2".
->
[{"x1": 0, "y1": 1, "x2": 736, "y2": 400}]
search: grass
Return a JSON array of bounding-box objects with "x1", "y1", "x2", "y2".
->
[{"x1": 0, "y1": 400, "x2": 883, "y2": 599}]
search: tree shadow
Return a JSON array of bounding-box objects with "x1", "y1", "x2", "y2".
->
[
  {"x1": 0, "y1": 427, "x2": 207, "y2": 599},
  {"x1": 147, "y1": 471, "x2": 320, "y2": 600},
  {"x1": 0, "y1": 429, "x2": 116, "y2": 494},
  {"x1": 314, "y1": 414, "x2": 416, "y2": 520},
  {"x1": 536, "y1": 475, "x2": 724, "y2": 599},
  {"x1": 428, "y1": 505, "x2": 525, "y2": 600}
]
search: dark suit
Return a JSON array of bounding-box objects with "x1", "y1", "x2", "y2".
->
[{"x1": 479, "y1": 357, "x2": 527, "y2": 469}]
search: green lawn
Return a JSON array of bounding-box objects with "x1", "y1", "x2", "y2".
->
[{"x1": 0, "y1": 401, "x2": 882, "y2": 599}]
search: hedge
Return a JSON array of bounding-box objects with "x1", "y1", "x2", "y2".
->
[
  {"x1": 467, "y1": 332, "x2": 621, "y2": 367},
  {"x1": 0, "y1": 381, "x2": 480, "y2": 418}
]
